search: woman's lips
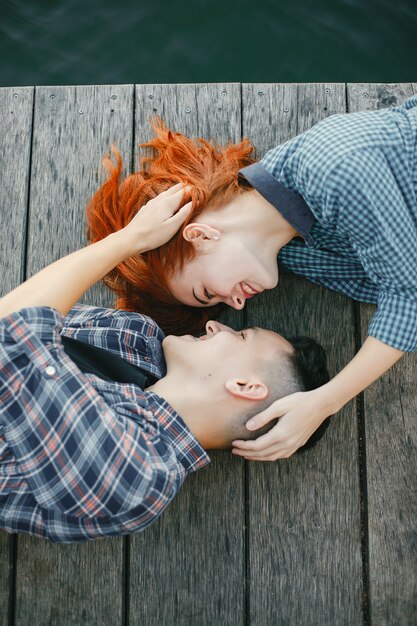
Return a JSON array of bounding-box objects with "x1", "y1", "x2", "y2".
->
[{"x1": 240, "y1": 282, "x2": 260, "y2": 298}]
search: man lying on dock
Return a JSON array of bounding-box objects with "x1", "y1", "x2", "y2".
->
[{"x1": 0, "y1": 184, "x2": 329, "y2": 543}]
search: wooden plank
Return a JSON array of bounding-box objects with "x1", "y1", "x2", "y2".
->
[
  {"x1": 14, "y1": 84, "x2": 135, "y2": 626},
  {"x1": 129, "y1": 83, "x2": 246, "y2": 626},
  {"x1": 243, "y1": 83, "x2": 363, "y2": 625},
  {"x1": 347, "y1": 83, "x2": 417, "y2": 626},
  {"x1": 0, "y1": 537, "x2": 9, "y2": 626},
  {"x1": 0, "y1": 87, "x2": 34, "y2": 292},
  {"x1": 0, "y1": 85, "x2": 34, "y2": 626}
]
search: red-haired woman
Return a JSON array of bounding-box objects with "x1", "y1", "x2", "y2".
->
[
  {"x1": 87, "y1": 119, "x2": 280, "y2": 336},
  {"x1": 86, "y1": 95, "x2": 417, "y2": 462}
]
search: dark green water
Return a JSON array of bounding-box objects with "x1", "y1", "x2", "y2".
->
[{"x1": 1, "y1": 0, "x2": 416, "y2": 86}]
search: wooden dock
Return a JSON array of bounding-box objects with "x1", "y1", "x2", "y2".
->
[{"x1": 1, "y1": 83, "x2": 416, "y2": 626}]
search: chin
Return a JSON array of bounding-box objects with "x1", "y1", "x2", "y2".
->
[
  {"x1": 162, "y1": 335, "x2": 195, "y2": 361},
  {"x1": 163, "y1": 334, "x2": 195, "y2": 345}
]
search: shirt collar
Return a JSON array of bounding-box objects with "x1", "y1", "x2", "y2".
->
[
  {"x1": 146, "y1": 336, "x2": 167, "y2": 377},
  {"x1": 239, "y1": 162, "x2": 315, "y2": 245},
  {"x1": 145, "y1": 391, "x2": 211, "y2": 473}
]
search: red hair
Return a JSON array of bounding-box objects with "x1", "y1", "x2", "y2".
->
[{"x1": 86, "y1": 118, "x2": 255, "y2": 335}]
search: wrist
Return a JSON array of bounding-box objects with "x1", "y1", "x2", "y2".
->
[
  {"x1": 108, "y1": 227, "x2": 146, "y2": 259},
  {"x1": 311, "y1": 384, "x2": 345, "y2": 416}
]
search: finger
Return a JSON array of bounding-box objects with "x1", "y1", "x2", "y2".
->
[
  {"x1": 153, "y1": 183, "x2": 187, "y2": 201},
  {"x1": 163, "y1": 182, "x2": 184, "y2": 194},
  {"x1": 243, "y1": 455, "x2": 277, "y2": 462},
  {"x1": 245, "y1": 401, "x2": 286, "y2": 431},
  {"x1": 232, "y1": 449, "x2": 281, "y2": 461},
  {"x1": 231, "y1": 427, "x2": 285, "y2": 451},
  {"x1": 176, "y1": 186, "x2": 193, "y2": 203},
  {"x1": 168, "y1": 183, "x2": 192, "y2": 196},
  {"x1": 233, "y1": 445, "x2": 294, "y2": 461},
  {"x1": 245, "y1": 447, "x2": 298, "y2": 461},
  {"x1": 232, "y1": 439, "x2": 284, "y2": 457},
  {"x1": 161, "y1": 189, "x2": 193, "y2": 217},
  {"x1": 233, "y1": 443, "x2": 284, "y2": 458},
  {"x1": 167, "y1": 200, "x2": 193, "y2": 220}
]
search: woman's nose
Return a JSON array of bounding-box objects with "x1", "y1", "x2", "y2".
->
[{"x1": 229, "y1": 294, "x2": 246, "y2": 310}]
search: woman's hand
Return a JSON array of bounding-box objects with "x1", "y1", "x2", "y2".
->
[
  {"x1": 124, "y1": 183, "x2": 193, "y2": 254},
  {"x1": 231, "y1": 389, "x2": 333, "y2": 461},
  {"x1": 231, "y1": 338, "x2": 404, "y2": 462}
]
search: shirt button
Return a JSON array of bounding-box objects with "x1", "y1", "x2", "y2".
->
[{"x1": 45, "y1": 365, "x2": 56, "y2": 377}]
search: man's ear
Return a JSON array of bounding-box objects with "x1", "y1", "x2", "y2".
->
[
  {"x1": 182, "y1": 223, "x2": 221, "y2": 250},
  {"x1": 224, "y1": 379, "x2": 268, "y2": 401}
]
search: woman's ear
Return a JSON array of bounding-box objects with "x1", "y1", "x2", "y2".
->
[
  {"x1": 182, "y1": 223, "x2": 221, "y2": 249},
  {"x1": 224, "y1": 379, "x2": 268, "y2": 401}
]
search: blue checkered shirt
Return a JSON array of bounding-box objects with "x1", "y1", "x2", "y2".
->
[
  {"x1": 0, "y1": 305, "x2": 210, "y2": 543},
  {"x1": 242, "y1": 94, "x2": 417, "y2": 352}
]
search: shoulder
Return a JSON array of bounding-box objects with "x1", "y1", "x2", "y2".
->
[
  {"x1": 262, "y1": 106, "x2": 406, "y2": 194},
  {"x1": 63, "y1": 304, "x2": 165, "y2": 341}
]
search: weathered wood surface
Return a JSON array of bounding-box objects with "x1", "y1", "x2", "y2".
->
[
  {"x1": 347, "y1": 82, "x2": 417, "y2": 626},
  {"x1": 130, "y1": 83, "x2": 246, "y2": 626},
  {"x1": 243, "y1": 83, "x2": 363, "y2": 625},
  {"x1": 0, "y1": 83, "x2": 416, "y2": 626},
  {"x1": 8, "y1": 84, "x2": 135, "y2": 626},
  {"x1": 0, "y1": 86, "x2": 35, "y2": 626}
]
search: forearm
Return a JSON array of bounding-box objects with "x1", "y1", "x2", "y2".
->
[
  {"x1": 0, "y1": 229, "x2": 137, "y2": 319},
  {"x1": 319, "y1": 336, "x2": 404, "y2": 413},
  {"x1": 0, "y1": 183, "x2": 191, "y2": 320}
]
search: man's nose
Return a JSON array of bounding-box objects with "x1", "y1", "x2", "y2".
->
[{"x1": 206, "y1": 320, "x2": 231, "y2": 335}]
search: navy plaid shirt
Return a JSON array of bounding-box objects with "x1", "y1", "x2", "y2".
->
[
  {"x1": 241, "y1": 94, "x2": 417, "y2": 352},
  {"x1": 0, "y1": 304, "x2": 210, "y2": 543}
]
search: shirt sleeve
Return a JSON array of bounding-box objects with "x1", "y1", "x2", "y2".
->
[
  {"x1": 323, "y1": 148, "x2": 417, "y2": 351},
  {"x1": 279, "y1": 238, "x2": 381, "y2": 302},
  {"x1": 0, "y1": 307, "x2": 183, "y2": 520}
]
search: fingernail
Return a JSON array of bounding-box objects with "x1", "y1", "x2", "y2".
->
[{"x1": 247, "y1": 420, "x2": 256, "y2": 430}]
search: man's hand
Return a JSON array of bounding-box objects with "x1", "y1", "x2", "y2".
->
[
  {"x1": 0, "y1": 184, "x2": 193, "y2": 320},
  {"x1": 125, "y1": 183, "x2": 193, "y2": 254},
  {"x1": 231, "y1": 389, "x2": 332, "y2": 461}
]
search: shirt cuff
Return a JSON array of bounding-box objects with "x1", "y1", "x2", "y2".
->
[{"x1": 368, "y1": 292, "x2": 417, "y2": 352}]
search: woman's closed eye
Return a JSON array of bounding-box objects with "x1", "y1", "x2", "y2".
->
[{"x1": 204, "y1": 287, "x2": 215, "y2": 300}]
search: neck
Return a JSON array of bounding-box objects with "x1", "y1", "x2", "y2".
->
[
  {"x1": 204, "y1": 189, "x2": 298, "y2": 251},
  {"x1": 147, "y1": 376, "x2": 227, "y2": 449},
  {"x1": 250, "y1": 189, "x2": 299, "y2": 246}
]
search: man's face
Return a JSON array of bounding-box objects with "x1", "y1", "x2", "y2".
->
[{"x1": 162, "y1": 320, "x2": 292, "y2": 380}]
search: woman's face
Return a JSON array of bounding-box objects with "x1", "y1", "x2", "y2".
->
[{"x1": 167, "y1": 228, "x2": 279, "y2": 310}]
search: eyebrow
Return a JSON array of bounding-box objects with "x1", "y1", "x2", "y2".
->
[{"x1": 192, "y1": 287, "x2": 209, "y2": 306}]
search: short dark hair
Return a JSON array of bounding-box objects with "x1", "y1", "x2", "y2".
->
[
  {"x1": 288, "y1": 336, "x2": 332, "y2": 452},
  {"x1": 228, "y1": 336, "x2": 331, "y2": 451}
]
